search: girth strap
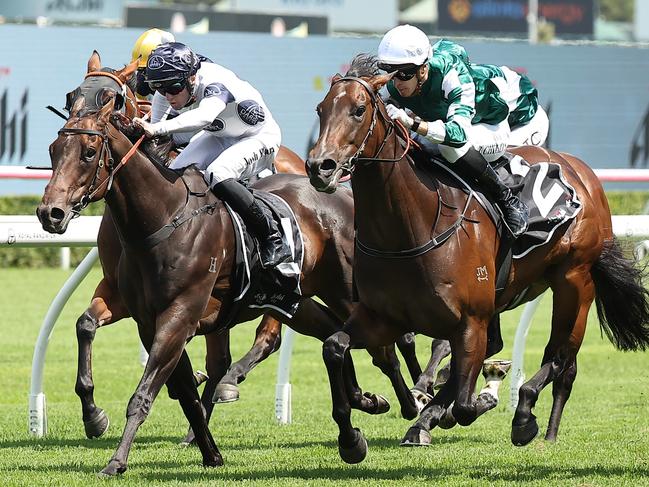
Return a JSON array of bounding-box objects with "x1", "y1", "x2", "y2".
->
[{"x1": 139, "y1": 203, "x2": 218, "y2": 249}]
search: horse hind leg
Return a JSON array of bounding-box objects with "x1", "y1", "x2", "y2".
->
[
  {"x1": 75, "y1": 279, "x2": 129, "y2": 439},
  {"x1": 545, "y1": 357, "x2": 577, "y2": 441},
  {"x1": 366, "y1": 344, "x2": 419, "y2": 420},
  {"x1": 213, "y1": 314, "x2": 282, "y2": 403},
  {"x1": 512, "y1": 271, "x2": 592, "y2": 446},
  {"x1": 182, "y1": 329, "x2": 231, "y2": 446}
]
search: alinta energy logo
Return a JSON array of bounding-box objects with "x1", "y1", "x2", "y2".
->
[
  {"x1": 448, "y1": 0, "x2": 472, "y2": 23},
  {"x1": 0, "y1": 88, "x2": 28, "y2": 161}
]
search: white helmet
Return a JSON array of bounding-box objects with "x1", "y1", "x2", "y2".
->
[{"x1": 377, "y1": 24, "x2": 432, "y2": 68}]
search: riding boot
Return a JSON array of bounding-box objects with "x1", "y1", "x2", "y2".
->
[
  {"x1": 212, "y1": 178, "x2": 292, "y2": 268},
  {"x1": 457, "y1": 147, "x2": 529, "y2": 237}
]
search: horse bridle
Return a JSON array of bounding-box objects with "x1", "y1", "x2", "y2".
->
[
  {"x1": 330, "y1": 76, "x2": 411, "y2": 172},
  {"x1": 330, "y1": 77, "x2": 470, "y2": 259}
]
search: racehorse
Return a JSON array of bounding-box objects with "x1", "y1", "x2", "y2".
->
[
  {"x1": 37, "y1": 53, "x2": 421, "y2": 475},
  {"x1": 63, "y1": 54, "x2": 424, "y2": 446},
  {"x1": 305, "y1": 55, "x2": 649, "y2": 463}
]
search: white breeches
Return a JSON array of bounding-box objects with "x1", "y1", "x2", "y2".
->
[
  {"x1": 509, "y1": 106, "x2": 549, "y2": 147},
  {"x1": 169, "y1": 128, "x2": 281, "y2": 186},
  {"x1": 440, "y1": 118, "x2": 510, "y2": 163}
]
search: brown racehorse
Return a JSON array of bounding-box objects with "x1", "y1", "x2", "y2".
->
[
  {"x1": 65, "y1": 55, "x2": 423, "y2": 446},
  {"x1": 305, "y1": 55, "x2": 649, "y2": 463},
  {"x1": 37, "y1": 54, "x2": 421, "y2": 475}
]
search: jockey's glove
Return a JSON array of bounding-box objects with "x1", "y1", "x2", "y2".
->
[
  {"x1": 386, "y1": 104, "x2": 413, "y2": 129},
  {"x1": 133, "y1": 117, "x2": 166, "y2": 138}
]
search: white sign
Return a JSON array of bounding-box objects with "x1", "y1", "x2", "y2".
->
[{"x1": 232, "y1": 0, "x2": 398, "y2": 32}]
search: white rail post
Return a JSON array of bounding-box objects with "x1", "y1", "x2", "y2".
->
[
  {"x1": 275, "y1": 327, "x2": 296, "y2": 424},
  {"x1": 509, "y1": 293, "x2": 544, "y2": 411},
  {"x1": 28, "y1": 247, "x2": 99, "y2": 437}
]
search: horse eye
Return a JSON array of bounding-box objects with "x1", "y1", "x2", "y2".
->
[
  {"x1": 84, "y1": 148, "x2": 97, "y2": 162},
  {"x1": 354, "y1": 106, "x2": 366, "y2": 118}
]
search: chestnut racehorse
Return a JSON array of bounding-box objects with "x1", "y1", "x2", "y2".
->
[
  {"x1": 305, "y1": 55, "x2": 649, "y2": 463},
  {"x1": 38, "y1": 54, "x2": 421, "y2": 475}
]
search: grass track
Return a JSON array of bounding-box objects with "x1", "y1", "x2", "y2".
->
[{"x1": 1, "y1": 266, "x2": 648, "y2": 486}]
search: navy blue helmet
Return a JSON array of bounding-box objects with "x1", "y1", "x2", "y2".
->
[{"x1": 145, "y1": 42, "x2": 200, "y2": 85}]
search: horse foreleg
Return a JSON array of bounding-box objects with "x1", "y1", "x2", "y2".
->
[
  {"x1": 100, "y1": 313, "x2": 222, "y2": 476},
  {"x1": 214, "y1": 314, "x2": 282, "y2": 403},
  {"x1": 366, "y1": 345, "x2": 419, "y2": 419},
  {"x1": 449, "y1": 317, "x2": 490, "y2": 427},
  {"x1": 412, "y1": 338, "x2": 452, "y2": 402},
  {"x1": 323, "y1": 329, "x2": 368, "y2": 464},
  {"x1": 401, "y1": 367, "x2": 458, "y2": 446},
  {"x1": 395, "y1": 333, "x2": 422, "y2": 383},
  {"x1": 75, "y1": 278, "x2": 129, "y2": 439}
]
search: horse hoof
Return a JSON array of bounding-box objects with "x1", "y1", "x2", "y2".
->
[
  {"x1": 482, "y1": 359, "x2": 512, "y2": 381},
  {"x1": 410, "y1": 388, "x2": 433, "y2": 413},
  {"x1": 203, "y1": 454, "x2": 224, "y2": 467},
  {"x1": 338, "y1": 428, "x2": 368, "y2": 464},
  {"x1": 438, "y1": 405, "x2": 457, "y2": 430},
  {"x1": 400, "y1": 426, "x2": 432, "y2": 446},
  {"x1": 84, "y1": 409, "x2": 110, "y2": 439},
  {"x1": 212, "y1": 383, "x2": 240, "y2": 403},
  {"x1": 193, "y1": 370, "x2": 209, "y2": 387},
  {"x1": 180, "y1": 429, "x2": 196, "y2": 447},
  {"x1": 97, "y1": 460, "x2": 125, "y2": 477},
  {"x1": 363, "y1": 392, "x2": 390, "y2": 415},
  {"x1": 511, "y1": 419, "x2": 539, "y2": 446}
]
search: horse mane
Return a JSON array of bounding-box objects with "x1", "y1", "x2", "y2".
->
[{"x1": 345, "y1": 53, "x2": 380, "y2": 78}]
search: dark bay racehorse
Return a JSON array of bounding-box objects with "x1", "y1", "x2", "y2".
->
[
  {"x1": 65, "y1": 54, "x2": 423, "y2": 447},
  {"x1": 37, "y1": 55, "x2": 421, "y2": 475},
  {"x1": 305, "y1": 56, "x2": 649, "y2": 463},
  {"x1": 64, "y1": 53, "x2": 325, "y2": 441}
]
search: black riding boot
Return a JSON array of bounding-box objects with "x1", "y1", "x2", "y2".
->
[
  {"x1": 212, "y1": 178, "x2": 292, "y2": 268},
  {"x1": 457, "y1": 148, "x2": 529, "y2": 237}
]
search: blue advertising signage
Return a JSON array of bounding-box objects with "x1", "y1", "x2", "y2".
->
[{"x1": 438, "y1": 0, "x2": 594, "y2": 36}]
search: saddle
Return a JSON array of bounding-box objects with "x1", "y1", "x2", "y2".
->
[
  {"x1": 415, "y1": 150, "x2": 582, "y2": 309},
  {"x1": 218, "y1": 190, "x2": 304, "y2": 328}
]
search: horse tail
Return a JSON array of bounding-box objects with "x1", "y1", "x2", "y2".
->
[{"x1": 591, "y1": 238, "x2": 649, "y2": 351}]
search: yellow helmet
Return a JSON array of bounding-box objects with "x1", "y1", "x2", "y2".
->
[{"x1": 131, "y1": 28, "x2": 176, "y2": 69}]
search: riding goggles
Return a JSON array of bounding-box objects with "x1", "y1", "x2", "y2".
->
[
  {"x1": 147, "y1": 80, "x2": 186, "y2": 96},
  {"x1": 378, "y1": 63, "x2": 419, "y2": 81}
]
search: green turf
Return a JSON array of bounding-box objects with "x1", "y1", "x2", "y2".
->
[{"x1": 1, "y1": 266, "x2": 648, "y2": 486}]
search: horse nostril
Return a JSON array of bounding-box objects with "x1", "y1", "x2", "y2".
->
[
  {"x1": 321, "y1": 159, "x2": 337, "y2": 172},
  {"x1": 50, "y1": 207, "x2": 66, "y2": 222}
]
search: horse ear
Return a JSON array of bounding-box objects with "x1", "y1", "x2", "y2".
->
[
  {"x1": 116, "y1": 59, "x2": 139, "y2": 84},
  {"x1": 331, "y1": 73, "x2": 342, "y2": 85},
  {"x1": 368, "y1": 72, "x2": 394, "y2": 93},
  {"x1": 88, "y1": 50, "x2": 101, "y2": 73}
]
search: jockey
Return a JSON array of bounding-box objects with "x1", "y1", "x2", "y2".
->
[
  {"x1": 377, "y1": 24, "x2": 529, "y2": 237},
  {"x1": 432, "y1": 39, "x2": 549, "y2": 147},
  {"x1": 133, "y1": 42, "x2": 291, "y2": 268},
  {"x1": 130, "y1": 28, "x2": 176, "y2": 99}
]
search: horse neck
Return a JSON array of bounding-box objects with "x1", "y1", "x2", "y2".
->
[
  {"x1": 104, "y1": 126, "x2": 188, "y2": 242},
  {"x1": 352, "y1": 130, "x2": 439, "y2": 249}
]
